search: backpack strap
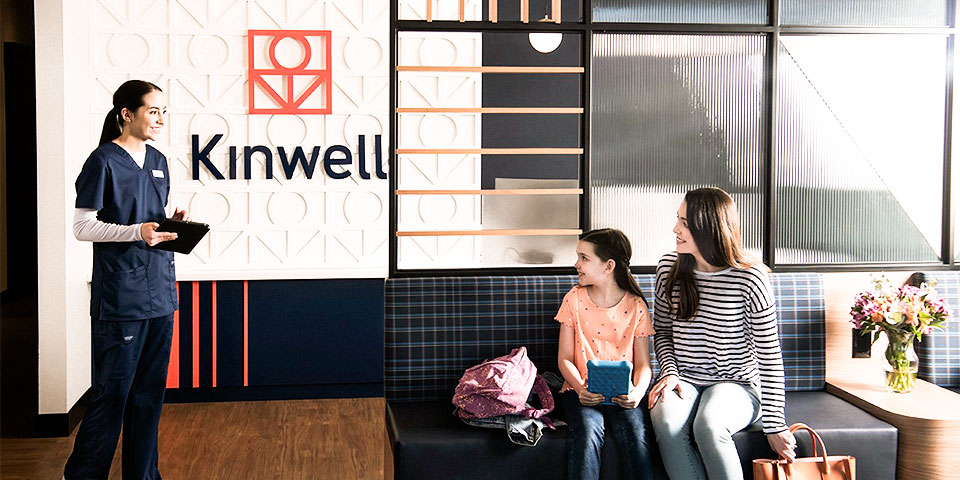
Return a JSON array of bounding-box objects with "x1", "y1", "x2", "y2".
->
[{"x1": 518, "y1": 375, "x2": 555, "y2": 420}]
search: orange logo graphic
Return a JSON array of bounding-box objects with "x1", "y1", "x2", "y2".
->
[{"x1": 247, "y1": 30, "x2": 332, "y2": 114}]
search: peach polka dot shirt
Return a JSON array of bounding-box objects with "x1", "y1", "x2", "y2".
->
[{"x1": 555, "y1": 285, "x2": 655, "y2": 392}]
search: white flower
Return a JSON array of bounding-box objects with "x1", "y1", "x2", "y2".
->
[{"x1": 885, "y1": 312, "x2": 904, "y2": 325}]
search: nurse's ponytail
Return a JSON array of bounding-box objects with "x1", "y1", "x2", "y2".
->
[{"x1": 99, "y1": 80, "x2": 162, "y2": 145}]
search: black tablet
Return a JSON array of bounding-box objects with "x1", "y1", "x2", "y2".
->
[{"x1": 149, "y1": 218, "x2": 210, "y2": 254}]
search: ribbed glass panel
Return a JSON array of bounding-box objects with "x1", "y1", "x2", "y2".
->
[
  {"x1": 781, "y1": 0, "x2": 948, "y2": 27},
  {"x1": 775, "y1": 35, "x2": 946, "y2": 264},
  {"x1": 591, "y1": 34, "x2": 765, "y2": 266},
  {"x1": 593, "y1": 0, "x2": 766, "y2": 24}
]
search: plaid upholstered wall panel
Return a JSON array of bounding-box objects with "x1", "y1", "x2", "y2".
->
[
  {"x1": 385, "y1": 273, "x2": 826, "y2": 402},
  {"x1": 918, "y1": 272, "x2": 960, "y2": 388}
]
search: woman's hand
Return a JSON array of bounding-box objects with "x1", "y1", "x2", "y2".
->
[
  {"x1": 612, "y1": 384, "x2": 644, "y2": 409},
  {"x1": 172, "y1": 207, "x2": 191, "y2": 222},
  {"x1": 577, "y1": 386, "x2": 604, "y2": 406},
  {"x1": 141, "y1": 222, "x2": 177, "y2": 246},
  {"x1": 647, "y1": 374, "x2": 686, "y2": 409},
  {"x1": 767, "y1": 430, "x2": 797, "y2": 462}
]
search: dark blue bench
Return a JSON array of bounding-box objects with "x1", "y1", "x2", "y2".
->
[{"x1": 384, "y1": 274, "x2": 897, "y2": 480}]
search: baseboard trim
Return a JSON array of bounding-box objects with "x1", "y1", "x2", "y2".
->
[
  {"x1": 35, "y1": 388, "x2": 91, "y2": 437},
  {"x1": 163, "y1": 382, "x2": 384, "y2": 403}
]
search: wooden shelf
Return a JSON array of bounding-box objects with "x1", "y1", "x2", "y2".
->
[
  {"x1": 397, "y1": 66, "x2": 584, "y2": 74},
  {"x1": 396, "y1": 107, "x2": 583, "y2": 114},
  {"x1": 396, "y1": 229, "x2": 581, "y2": 237},
  {"x1": 396, "y1": 148, "x2": 583, "y2": 155},
  {"x1": 396, "y1": 189, "x2": 582, "y2": 196}
]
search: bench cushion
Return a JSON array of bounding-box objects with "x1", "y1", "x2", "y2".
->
[
  {"x1": 385, "y1": 274, "x2": 826, "y2": 402},
  {"x1": 386, "y1": 391, "x2": 896, "y2": 480}
]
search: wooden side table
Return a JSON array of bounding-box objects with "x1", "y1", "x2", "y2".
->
[{"x1": 825, "y1": 378, "x2": 960, "y2": 480}]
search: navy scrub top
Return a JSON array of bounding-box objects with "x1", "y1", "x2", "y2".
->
[{"x1": 75, "y1": 142, "x2": 178, "y2": 321}]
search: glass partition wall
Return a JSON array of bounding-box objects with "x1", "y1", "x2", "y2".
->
[{"x1": 391, "y1": 0, "x2": 959, "y2": 273}]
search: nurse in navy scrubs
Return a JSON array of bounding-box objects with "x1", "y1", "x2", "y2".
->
[{"x1": 64, "y1": 80, "x2": 189, "y2": 480}]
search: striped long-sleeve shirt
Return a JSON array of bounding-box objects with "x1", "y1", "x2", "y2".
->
[{"x1": 653, "y1": 252, "x2": 787, "y2": 434}]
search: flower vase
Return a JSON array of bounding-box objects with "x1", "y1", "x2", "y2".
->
[{"x1": 883, "y1": 330, "x2": 918, "y2": 393}]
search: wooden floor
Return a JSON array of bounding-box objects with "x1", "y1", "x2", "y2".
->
[{"x1": 0, "y1": 397, "x2": 385, "y2": 480}]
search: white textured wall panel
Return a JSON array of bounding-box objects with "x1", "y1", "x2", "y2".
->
[{"x1": 89, "y1": 0, "x2": 390, "y2": 280}]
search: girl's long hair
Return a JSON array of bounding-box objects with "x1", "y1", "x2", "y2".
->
[
  {"x1": 579, "y1": 228, "x2": 648, "y2": 308},
  {"x1": 98, "y1": 80, "x2": 162, "y2": 146},
  {"x1": 664, "y1": 187, "x2": 760, "y2": 319}
]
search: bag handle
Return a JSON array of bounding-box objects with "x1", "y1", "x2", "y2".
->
[
  {"x1": 518, "y1": 375, "x2": 554, "y2": 420},
  {"x1": 783, "y1": 423, "x2": 831, "y2": 479}
]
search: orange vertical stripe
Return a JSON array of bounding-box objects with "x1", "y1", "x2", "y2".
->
[
  {"x1": 426, "y1": 0, "x2": 432, "y2": 21},
  {"x1": 211, "y1": 281, "x2": 217, "y2": 388},
  {"x1": 166, "y1": 284, "x2": 180, "y2": 389},
  {"x1": 458, "y1": 0, "x2": 464, "y2": 22},
  {"x1": 243, "y1": 280, "x2": 249, "y2": 387},
  {"x1": 192, "y1": 282, "x2": 199, "y2": 388}
]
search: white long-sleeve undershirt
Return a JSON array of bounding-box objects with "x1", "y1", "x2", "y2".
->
[
  {"x1": 73, "y1": 208, "x2": 143, "y2": 242},
  {"x1": 73, "y1": 149, "x2": 149, "y2": 242}
]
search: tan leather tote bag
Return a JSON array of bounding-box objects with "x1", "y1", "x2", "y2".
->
[{"x1": 753, "y1": 423, "x2": 856, "y2": 480}]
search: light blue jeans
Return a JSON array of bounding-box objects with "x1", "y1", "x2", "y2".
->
[{"x1": 650, "y1": 380, "x2": 761, "y2": 480}]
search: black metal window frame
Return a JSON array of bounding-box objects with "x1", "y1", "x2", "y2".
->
[{"x1": 389, "y1": 0, "x2": 960, "y2": 277}]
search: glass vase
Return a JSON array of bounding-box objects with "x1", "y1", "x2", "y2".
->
[{"x1": 883, "y1": 330, "x2": 918, "y2": 393}]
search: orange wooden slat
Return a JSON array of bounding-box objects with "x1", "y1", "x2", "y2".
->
[
  {"x1": 396, "y1": 107, "x2": 583, "y2": 114},
  {"x1": 192, "y1": 282, "x2": 199, "y2": 389},
  {"x1": 426, "y1": 0, "x2": 432, "y2": 22},
  {"x1": 396, "y1": 147, "x2": 583, "y2": 155},
  {"x1": 397, "y1": 66, "x2": 583, "y2": 73},
  {"x1": 459, "y1": 0, "x2": 465, "y2": 21},
  {"x1": 396, "y1": 189, "x2": 582, "y2": 196},
  {"x1": 490, "y1": 0, "x2": 497, "y2": 22},
  {"x1": 211, "y1": 281, "x2": 217, "y2": 388},
  {"x1": 397, "y1": 229, "x2": 581, "y2": 237}
]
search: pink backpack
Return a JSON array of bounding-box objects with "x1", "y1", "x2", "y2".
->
[{"x1": 452, "y1": 346, "x2": 554, "y2": 420}]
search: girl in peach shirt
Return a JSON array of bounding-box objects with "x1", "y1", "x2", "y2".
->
[{"x1": 556, "y1": 228, "x2": 656, "y2": 480}]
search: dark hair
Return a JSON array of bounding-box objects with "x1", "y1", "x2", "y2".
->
[
  {"x1": 579, "y1": 228, "x2": 648, "y2": 308},
  {"x1": 905, "y1": 272, "x2": 927, "y2": 288},
  {"x1": 99, "y1": 80, "x2": 162, "y2": 145},
  {"x1": 664, "y1": 187, "x2": 761, "y2": 319}
]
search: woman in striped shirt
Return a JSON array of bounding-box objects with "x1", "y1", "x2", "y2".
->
[{"x1": 647, "y1": 187, "x2": 796, "y2": 480}]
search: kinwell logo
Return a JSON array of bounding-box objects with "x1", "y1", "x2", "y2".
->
[
  {"x1": 190, "y1": 29, "x2": 385, "y2": 181},
  {"x1": 192, "y1": 134, "x2": 386, "y2": 180},
  {"x1": 247, "y1": 29, "x2": 332, "y2": 115}
]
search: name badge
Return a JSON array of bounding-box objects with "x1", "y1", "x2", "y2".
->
[{"x1": 152, "y1": 170, "x2": 164, "y2": 178}]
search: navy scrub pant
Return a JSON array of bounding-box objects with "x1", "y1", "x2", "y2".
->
[{"x1": 64, "y1": 314, "x2": 174, "y2": 480}]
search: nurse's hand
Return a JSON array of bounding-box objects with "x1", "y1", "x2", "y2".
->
[
  {"x1": 172, "y1": 207, "x2": 192, "y2": 222},
  {"x1": 141, "y1": 222, "x2": 177, "y2": 246}
]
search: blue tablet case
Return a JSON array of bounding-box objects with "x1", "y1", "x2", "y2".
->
[{"x1": 586, "y1": 360, "x2": 633, "y2": 405}]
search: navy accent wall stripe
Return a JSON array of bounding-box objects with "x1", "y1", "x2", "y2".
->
[
  {"x1": 247, "y1": 279, "x2": 384, "y2": 387},
  {"x1": 218, "y1": 281, "x2": 245, "y2": 388}
]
